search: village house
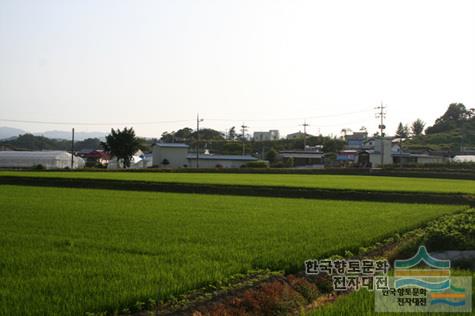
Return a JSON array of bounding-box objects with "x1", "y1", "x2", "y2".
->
[
  {"x1": 78, "y1": 149, "x2": 111, "y2": 167},
  {"x1": 279, "y1": 145, "x2": 324, "y2": 168},
  {"x1": 253, "y1": 130, "x2": 280, "y2": 141},
  {"x1": 152, "y1": 143, "x2": 258, "y2": 168}
]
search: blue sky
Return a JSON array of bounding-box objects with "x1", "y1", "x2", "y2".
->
[{"x1": 1, "y1": 0, "x2": 474, "y2": 138}]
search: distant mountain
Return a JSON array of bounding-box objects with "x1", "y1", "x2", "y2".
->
[
  {"x1": 0, "y1": 133, "x2": 105, "y2": 151},
  {"x1": 34, "y1": 130, "x2": 106, "y2": 141},
  {"x1": 0, "y1": 126, "x2": 107, "y2": 141},
  {"x1": 0, "y1": 127, "x2": 26, "y2": 140}
]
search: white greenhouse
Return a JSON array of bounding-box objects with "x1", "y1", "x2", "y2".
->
[{"x1": 0, "y1": 151, "x2": 85, "y2": 169}]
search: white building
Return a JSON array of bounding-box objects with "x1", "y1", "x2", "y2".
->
[
  {"x1": 360, "y1": 138, "x2": 393, "y2": 168},
  {"x1": 152, "y1": 143, "x2": 189, "y2": 168},
  {"x1": 152, "y1": 143, "x2": 258, "y2": 168},
  {"x1": 452, "y1": 155, "x2": 475, "y2": 163},
  {"x1": 0, "y1": 151, "x2": 85, "y2": 169},
  {"x1": 253, "y1": 130, "x2": 280, "y2": 141}
]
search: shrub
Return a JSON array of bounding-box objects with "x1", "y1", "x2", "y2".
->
[
  {"x1": 425, "y1": 210, "x2": 475, "y2": 251},
  {"x1": 240, "y1": 280, "x2": 305, "y2": 314},
  {"x1": 243, "y1": 161, "x2": 269, "y2": 168}
]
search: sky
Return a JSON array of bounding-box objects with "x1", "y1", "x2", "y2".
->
[{"x1": 0, "y1": 0, "x2": 474, "y2": 139}]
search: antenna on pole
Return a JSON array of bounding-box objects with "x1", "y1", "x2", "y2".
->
[
  {"x1": 301, "y1": 120, "x2": 309, "y2": 150},
  {"x1": 375, "y1": 102, "x2": 387, "y2": 167},
  {"x1": 241, "y1": 123, "x2": 248, "y2": 155},
  {"x1": 196, "y1": 113, "x2": 204, "y2": 168}
]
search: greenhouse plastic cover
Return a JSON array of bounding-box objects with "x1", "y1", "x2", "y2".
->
[{"x1": 0, "y1": 151, "x2": 85, "y2": 169}]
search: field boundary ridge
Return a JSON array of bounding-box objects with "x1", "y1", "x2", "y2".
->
[{"x1": 1, "y1": 175, "x2": 473, "y2": 205}]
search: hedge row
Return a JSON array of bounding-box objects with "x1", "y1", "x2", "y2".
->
[{"x1": 384, "y1": 162, "x2": 475, "y2": 170}]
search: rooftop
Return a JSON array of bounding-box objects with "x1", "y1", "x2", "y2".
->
[
  {"x1": 0, "y1": 150, "x2": 74, "y2": 158},
  {"x1": 187, "y1": 154, "x2": 257, "y2": 161},
  {"x1": 280, "y1": 151, "x2": 324, "y2": 159},
  {"x1": 154, "y1": 143, "x2": 189, "y2": 148},
  {"x1": 345, "y1": 132, "x2": 368, "y2": 140},
  {"x1": 338, "y1": 150, "x2": 359, "y2": 153},
  {"x1": 453, "y1": 155, "x2": 475, "y2": 162},
  {"x1": 280, "y1": 150, "x2": 323, "y2": 154},
  {"x1": 392, "y1": 152, "x2": 447, "y2": 158}
]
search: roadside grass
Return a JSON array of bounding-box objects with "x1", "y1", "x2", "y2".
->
[
  {"x1": 1, "y1": 171, "x2": 475, "y2": 194},
  {"x1": 0, "y1": 185, "x2": 467, "y2": 315}
]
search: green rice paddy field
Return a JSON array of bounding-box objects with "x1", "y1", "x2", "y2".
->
[
  {"x1": 1, "y1": 171, "x2": 474, "y2": 194},
  {"x1": 0, "y1": 185, "x2": 468, "y2": 315}
]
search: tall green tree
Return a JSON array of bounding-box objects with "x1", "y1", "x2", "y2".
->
[
  {"x1": 192, "y1": 128, "x2": 225, "y2": 141},
  {"x1": 436, "y1": 103, "x2": 470, "y2": 122},
  {"x1": 174, "y1": 127, "x2": 193, "y2": 141},
  {"x1": 411, "y1": 119, "x2": 425, "y2": 136},
  {"x1": 101, "y1": 127, "x2": 142, "y2": 168},
  {"x1": 426, "y1": 103, "x2": 473, "y2": 134},
  {"x1": 265, "y1": 148, "x2": 278, "y2": 163},
  {"x1": 395, "y1": 122, "x2": 409, "y2": 138},
  {"x1": 227, "y1": 126, "x2": 237, "y2": 140},
  {"x1": 160, "y1": 131, "x2": 175, "y2": 143}
]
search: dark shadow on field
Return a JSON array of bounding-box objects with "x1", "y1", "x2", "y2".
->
[{"x1": 1, "y1": 175, "x2": 473, "y2": 206}]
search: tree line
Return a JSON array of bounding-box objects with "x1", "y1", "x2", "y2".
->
[
  {"x1": 2, "y1": 103, "x2": 473, "y2": 166},
  {"x1": 398, "y1": 103, "x2": 475, "y2": 152},
  {"x1": 395, "y1": 103, "x2": 474, "y2": 139}
]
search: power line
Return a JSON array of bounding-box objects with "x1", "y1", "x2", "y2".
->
[
  {"x1": 206, "y1": 108, "x2": 373, "y2": 122},
  {"x1": 0, "y1": 108, "x2": 373, "y2": 127},
  {"x1": 0, "y1": 118, "x2": 193, "y2": 126},
  {"x1": 249, "y1": 119, "x2": 374, "y2": 130}
]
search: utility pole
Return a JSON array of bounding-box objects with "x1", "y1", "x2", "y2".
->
[
  {"x1": 301, "y1": 121, "x2": 309, "y2": 150},
  {"x1": 71, "y1": 128, "x2": 75, "y2": 169},
  {"x1": 196, "y1": 114, "x2": 204, "y2": 168},
  {"x1": 375, "y1": 102, "x2": 386, "y2": 167},
  {"x1": 241, "y1": 123, "x2": 248, "y2": 155}
]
